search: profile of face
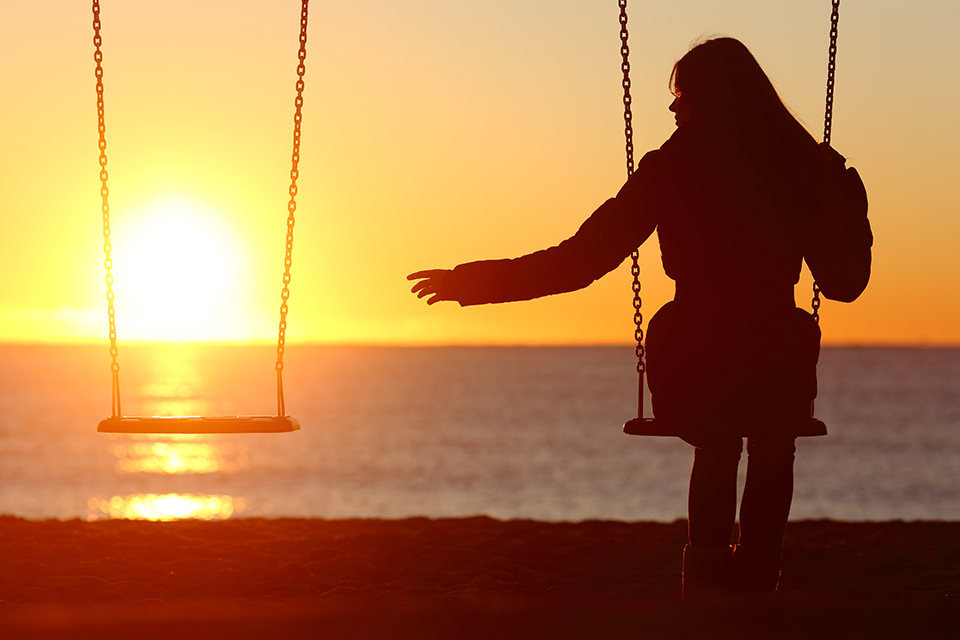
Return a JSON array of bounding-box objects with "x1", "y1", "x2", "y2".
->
[
  {"x1": 669, "y1": 92, "x2": 694, "y2": 127},
  {"x1": 668, "y1": 38, "x2": 784, "y2": 129}
]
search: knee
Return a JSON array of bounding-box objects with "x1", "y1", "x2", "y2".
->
[
  {"x1": 746, "y1": 435, "x2": 796, "y2": 462},
  {"x1": 687, "y1": 435, "x2": 744, "y2": 465}
]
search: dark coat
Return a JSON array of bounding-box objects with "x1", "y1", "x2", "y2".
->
[{"x1": 441, "y1": 118, "x2": 870, "y2": 435}]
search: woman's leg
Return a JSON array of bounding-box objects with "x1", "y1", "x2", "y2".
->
[
  {"x1": 738, "y1": 434, "x2": 797, "y2": 553},
  {"x1": 679, "y1": 434, "x2": 743, "y2": 602},
  {"x1": 683, "y1": 434, "x2": 744, "y2": 549}
]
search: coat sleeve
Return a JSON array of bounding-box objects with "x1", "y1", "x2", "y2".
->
[
  {"x1": 803, "y1": 145, "x2": 873, "y2": 303},
  {"x1": 441, "y1": 151, "x2": 666, "y2": 306}
]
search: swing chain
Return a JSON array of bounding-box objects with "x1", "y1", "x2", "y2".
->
[
  {"x1": 93, "y1": 0, "x2": 121, "y2": 417},
  {"x1": 619, "y1": 0, "x2": 635, "y2": 177},
  {"x1": 822, "y1": 0, "x2": 840, "y2": 147},
  {"x1": 275, "y1": 0, "x2": 309, "y2": 416},
  {"x1": 813, "y1": 0, "x2": 841, "y2": 323},
  {"x1": 811, "y1": 282, "x2": 821, "y2": 324},
  {"x1": 619, "y1": 1, "x2": 645, "y2": 416}
]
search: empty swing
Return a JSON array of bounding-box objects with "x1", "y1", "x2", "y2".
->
[
  {"x1": 94, "y1": 0, "x2": 311, "y2": 435},
  {"x1": 621, "y1": 0, "x2": 850, "y2": 438}
]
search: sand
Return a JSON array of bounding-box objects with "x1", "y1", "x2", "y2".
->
[{"x1": 0, "y1": 516, "x2": 957, "y2": 639}]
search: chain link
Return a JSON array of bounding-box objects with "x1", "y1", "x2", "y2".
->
[
  {"x1": 813, "y1": 0, "x2": 841, "y2": 323},
  {"x1": 619, "y1": 1, "x2": 635, "y2": 177},
  {"x1": 275, "y1": 0, "x2": 310, "y2": 416},
  {"x1": 93, "y1": 0, "x2": 121, "y2": 417},
  {"x1": 619, "y1": 1, "x2": 645, "y2": 417},
  {"x1": 822, "y1": 0, "x2": 840, "y2": 147},
  {"x1": 811, "y1": 281, "x2": 821, "y2": 325}
]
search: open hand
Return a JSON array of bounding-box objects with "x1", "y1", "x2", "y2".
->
[{"x1": 407, "y1": 269, "x2": 450, "y2": 305}]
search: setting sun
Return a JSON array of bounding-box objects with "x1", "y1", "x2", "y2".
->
[{"x1": 109, "y1": 195, "x2": 258, "y2": 342}]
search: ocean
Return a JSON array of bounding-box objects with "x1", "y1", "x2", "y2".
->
[{"x1": 0, "y1": 345, "x2": 957, "y2": 522}]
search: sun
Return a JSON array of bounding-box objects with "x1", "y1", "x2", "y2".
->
[{"x1": 109, "y1": 195, "x2": 258, "y2": 342}]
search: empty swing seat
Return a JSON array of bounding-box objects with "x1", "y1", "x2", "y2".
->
[
  {"x1": 623, "y1": 416, "x2": 827, "y2": 438},
  {"x1": 98, "y1": 415, "x2": 300, "y2": 435},
  {"x1": 90, "y1": 1, "x2": 311, "y2": 438}
]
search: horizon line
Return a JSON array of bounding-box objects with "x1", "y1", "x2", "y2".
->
[{"x1": 0, "y1": 340, "x2": 958, "y2": 349}]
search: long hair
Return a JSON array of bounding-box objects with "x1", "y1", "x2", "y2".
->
[{"x1": 670, "y1": 38, "x2": 816, "y2": 150}]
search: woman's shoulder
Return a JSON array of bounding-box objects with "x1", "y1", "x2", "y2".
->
[
  {"x1": 616, "y1": 146, "x2": 677, "y2": 207},
  {"x1": 656, "y1": 120, "x2": 731, "y2": 166},
  {"x1": 658, "y1": 122, "x2": 699, "y2": 152},
  {"x1": 616, "y1": 125, "x2": 714, "y2": 201}
]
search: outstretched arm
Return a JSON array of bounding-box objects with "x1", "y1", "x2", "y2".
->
[
  {"x1": 407, "y1": 150, "x2": 666, "y2": 306},
  {"x1": 406, "y1": 198, "x2": 653, "y2": 306}
]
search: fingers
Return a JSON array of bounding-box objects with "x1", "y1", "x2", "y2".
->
[
  {"x1": 407, "y1": 269, "x2": 444, "y2": 281},
  {"x1": 408, "y1": 269, "x2": 450, "y2": 304},
  {"x1": 411, "y1": 279, "x2": 439, "y2": 297},
  {"x1": 415, "y1": 285, "x2": 435, "y2": 299}
]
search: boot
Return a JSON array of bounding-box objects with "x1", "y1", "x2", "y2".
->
[
  {"x1": 681, "y1": 543, "x2": 733, "y2": 604},
  {"x1": 732, "y1": 544, "x2": 782, "y2": 601}
]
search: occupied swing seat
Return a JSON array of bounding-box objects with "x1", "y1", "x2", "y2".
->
[
  {"x1": 623, "y1": 414, "x2": 827, "y2": 438},
  {"x1": 624, "y1": 296, "x2": 827, "y2": 439}
]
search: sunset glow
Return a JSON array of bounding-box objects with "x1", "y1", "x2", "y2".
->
[{"x1": 110, "y1": 196, "x2": 254, "y2": 342}]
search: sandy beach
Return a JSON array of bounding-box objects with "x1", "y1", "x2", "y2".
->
[{"x1": 0, "y1": 516, "x2": 956, "y2": 638}]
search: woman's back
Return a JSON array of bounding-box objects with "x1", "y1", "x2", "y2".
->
[
  {"x1": 650, "y1": 108, "x2": 824, "y2": 314},
  {"x1": 636, "y1": 109, "x2": 827, "y2": 431}
]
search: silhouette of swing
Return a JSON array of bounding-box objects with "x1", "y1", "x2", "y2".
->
[
  {"x1": 93, "y1": 0, "x2": 310, "y2": 435},
  {"x1": 621, "y1": 1, "x2": 844, "y2": 438}
]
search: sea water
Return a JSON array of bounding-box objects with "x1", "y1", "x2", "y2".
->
[{"x1": 0, "y1": 345, "x2": 957, "y2": 522}]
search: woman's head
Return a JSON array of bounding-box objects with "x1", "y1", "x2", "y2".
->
[{"x1": 669, "y1": 37, "x2": 803, "y2": 133}]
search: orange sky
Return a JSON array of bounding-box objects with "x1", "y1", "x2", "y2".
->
[{"x1": 1, "y1": 0, "x2": 958, "y2": 345}]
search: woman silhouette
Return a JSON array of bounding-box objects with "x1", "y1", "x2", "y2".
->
[{"x1": 409, "y1": 37, "x2": 869, "y2": 601}]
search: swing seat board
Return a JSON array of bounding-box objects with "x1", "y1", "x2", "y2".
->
[
  {"x1": 98, "y1": 415, "x2": 300, "y2": 434},
  {"x1": 623, "y1": 417, "x2": 827, "y2": 438}
]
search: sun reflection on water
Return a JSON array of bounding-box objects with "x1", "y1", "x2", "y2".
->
[
  {"x1": 87, "y1": 493, "x2": 245, "y2": 521},
  {"x1": 133, "y1": 344, "x2": 230, "y2": 417},
  {"x1": 109, "y1": 434, "x2": 249, "y2": 474},
  {"x1": 85, "y1": 347, "x2": 278, "y2": 522}
]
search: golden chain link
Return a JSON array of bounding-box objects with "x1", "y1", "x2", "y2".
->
[
  {"x1": 275, "y1": 0, "x2": 310, "y2": 416},
  {"x1": 619, "y1": 0, "x2": 645, "y2": 417},
  {"x1": 93, "y1": 0, "x2": 122, "y2": 417},
  {"x1": 822, "y1": 0, "x2": 841, "y2": 147},
  {"x1": 813, "y1": 0, "x2": 841, "y2": 323}
]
